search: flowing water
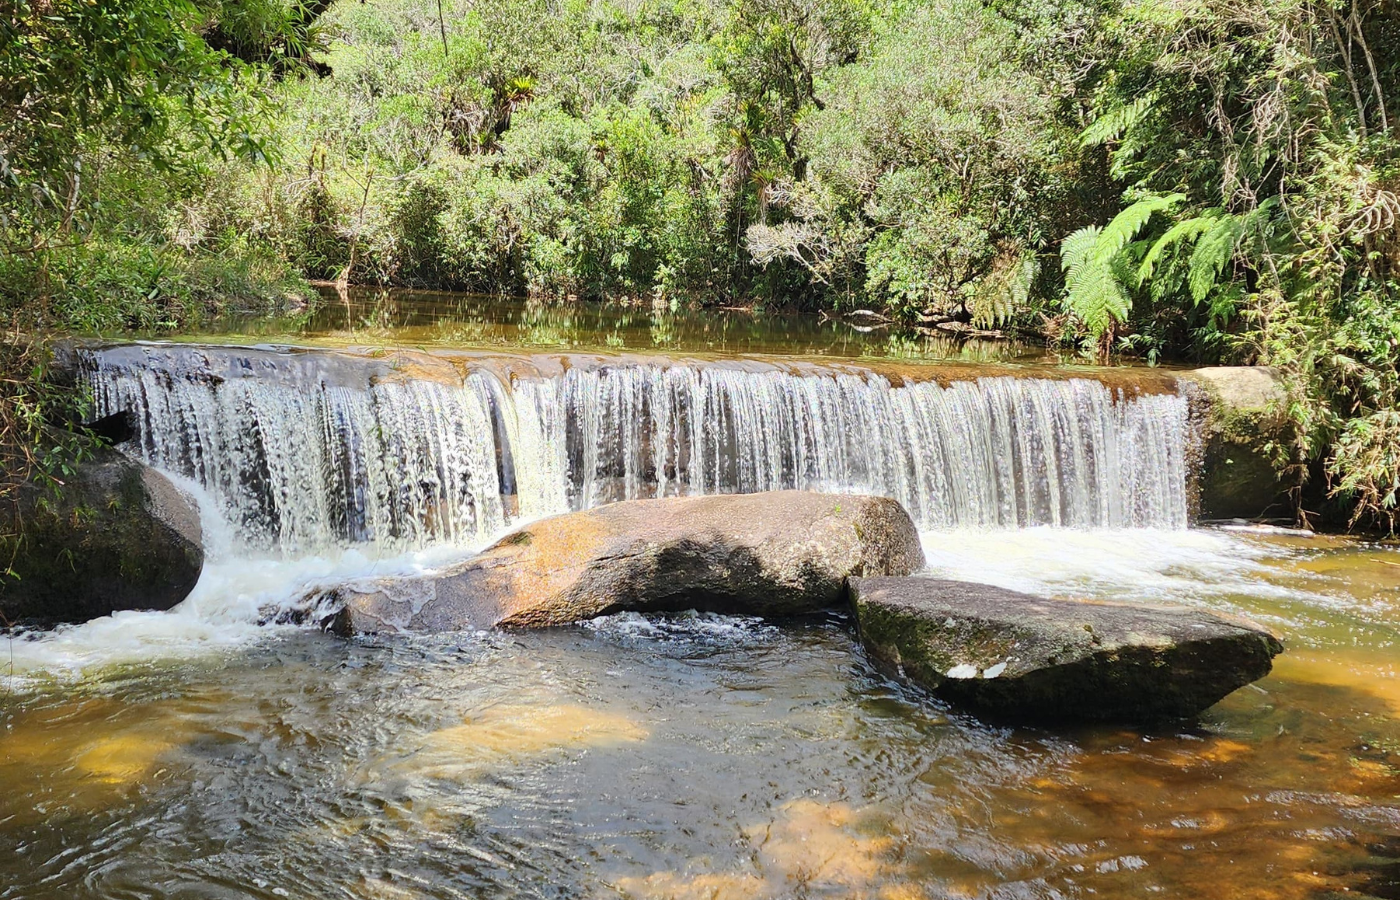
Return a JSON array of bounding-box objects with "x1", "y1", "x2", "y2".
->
[
  {"x1": 4, "y1": 294, "x2": 1400, "y2": 900},
  {"x1": 84, "y1": 343, "x2": 1189, "y2": 551}
]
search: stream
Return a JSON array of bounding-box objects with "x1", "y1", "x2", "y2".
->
[{"x1": 3, "y1": 292, "x2": 1398, "y2": 900}]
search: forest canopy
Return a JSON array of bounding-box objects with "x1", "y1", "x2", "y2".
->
[{"x1": 1, "y1": 0, "x2": 1397, "y2": 528}]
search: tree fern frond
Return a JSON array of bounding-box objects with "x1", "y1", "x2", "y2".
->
[
  {"x1": 1011, "y1": 254, "x2": 1039, "y2": 309},
  {"x1": 972, "y1": 253, "x2": 1041, "y2": 328},
  {"x1": 1187, "y1": 213, "x2": 1245, "y2": 303},
  {"x1": 1137, "y1": 212, "x2": 1219, "y2": 284},
  {"x1": 1081, "y1": 94, "x2": 1156, "y2": 148},
  {"x1": 1097, "y1": 193, "x2": 1184, "y2": 258},
  {"x1": 1061, "y1": 225, "x2": 1100, "y2": 284},
  {"x1": 1064, "y1": 258, "x2": 1129, "y2": 335},
  {"x1": 1058, "y1": 194, "x2": 1181, "y2": 339}
]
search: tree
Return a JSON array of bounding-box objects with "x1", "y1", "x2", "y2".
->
[{"x1": 1, "y1": 0, "x2": 271, "y2": 241}]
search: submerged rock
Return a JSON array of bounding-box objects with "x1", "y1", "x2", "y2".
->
[
  {"x1": 0, "y1": 449, "x2": 204, "y2": 625},
  {"x1": 326, "y1": 491, "x2": 925, "y2": 633},
  {"x1": 850, "y1": 577, "x2": 1282, "y2": 723}
]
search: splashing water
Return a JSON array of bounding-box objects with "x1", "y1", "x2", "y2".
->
[
  {"x1": 85, "y1": 345, "x2": 1191, "y2": 557},
  {"x1": 1, "y1": 476, "x2": 483, "y2": 683}
]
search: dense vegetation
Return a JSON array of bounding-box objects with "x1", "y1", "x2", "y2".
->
[{"x1": 2, "y1": 0, "x2": 1397, "y2": 528}]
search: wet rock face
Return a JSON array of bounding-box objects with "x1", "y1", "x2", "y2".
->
[
  {"x1": 326, "y1": 491, "x2": 926, "y2": 634},
  {"x1": 1178, "y1": 367, "x2": 1291, "y2": 520},
  {"x1": 0, "y1": 450, "x2": 204, "y2": 625},
  {"x1": 850, "y1": 577, "x2": 1283, "y2": 724}
]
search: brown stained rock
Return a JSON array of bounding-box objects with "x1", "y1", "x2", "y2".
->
[
  {"x1": 1176, "y1": 366, "x2": 1291, "y2": 520},
  {"x1": 326, "y1": 491, "x2": 925, "y2": 633},
  {"x1": 850, "y1": 577, "x2": 1283, "y2": 724}
]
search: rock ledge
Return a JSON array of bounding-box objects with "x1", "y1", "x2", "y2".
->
[{"x1": 851, "y1": 577, "x2": 1283, "y2": 723}]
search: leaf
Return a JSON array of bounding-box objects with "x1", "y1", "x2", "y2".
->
[
  {"x1": 1060, "y1": 225, "x2": 1100, "y2": 282},
  {"x1": 1096, "y1": 193, "x2": 1184, "y2": 260},
  {"x1": 1187, "y1": 213, "x2": 1245, "y2": 304},
  {"x1": 1137, "y1": 212, "x2": 1219, "y2": 284},
  {"x1": 1081, "y1": 94, "x2": 1156, "y2": 148},
  {"x1": 1059, "y1": 194, "x2": 1181, "y2": 338},
  {"x1": 1066, "y1": 257, "x2": 1130, "y2": 334}
]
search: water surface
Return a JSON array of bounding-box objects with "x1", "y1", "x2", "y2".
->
[
  {"x1": 4, "y1": 529, "x2": 1399, "y2": 900},
  {"x1": 145, "y1": 286, "x2": 1059, "y2": 365}
]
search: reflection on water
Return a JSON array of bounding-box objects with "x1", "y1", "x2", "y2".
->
[
  {"x1": 2, "y1": 531, "x2": 1400, "y2": 900},
  {"x1": 149, "y1": 286, "x2": 1060, "y2": 364}
]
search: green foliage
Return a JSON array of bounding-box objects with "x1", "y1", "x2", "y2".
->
[
  {"x1": 757, "y1": 0, "x2": 1069, "y2": 319},
  {"x1": 1060, "y1": 194, "x2": 1181, "y2": 337},
  {"x1": 4, "y1": 0, "x2": 1400, "y2": 532},
  {"x1": 0, "y1": 0, "x2": 273, "y2": 230}
]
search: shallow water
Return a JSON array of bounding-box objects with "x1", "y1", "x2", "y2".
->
[{"x1": 4, "y1": 528, "x2": 1400, "y2": 900}]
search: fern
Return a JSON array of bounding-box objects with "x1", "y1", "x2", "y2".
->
[
  {"x1": 1060, "y1": 226, "x2": 1100, "y2": 281},
  {"x1": 1070, "y1": 257, "x2": 1131, "y2": 334},
  {"x1": 1137, "y1": 212, "x2": 1219, "y2": 283},
  {"x1": 1081, "y1": 94, "x2": 1156, "y2": 148},
  {"x1": 1010, "y1": 254, "x2": 1039, "y2": 310},
  {"x1": 1097, "y1": 194, "x2": 1184, "y2": 256},
  {"x1": 1060, "y1": 194, "x2": 1182, "y2": 337},
  {"x1": 1187, "y1": 214, "x2": 1244, "y2": 303},
  {"x1": 972, "y1": 253, "x2": 1041, "y2": 327}
]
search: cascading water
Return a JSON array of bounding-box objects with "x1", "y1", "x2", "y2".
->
[{"x1": 84, "y1": 345, "x2": 1191, "y2": 555}]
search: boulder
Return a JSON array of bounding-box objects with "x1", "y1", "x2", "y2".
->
[
  {"x1": 1178, "y1": 367, "x2": 1291, "y2": 520},
  {"x1": 1, "y1": 450, "x2": 204, "y2": 625},
  {"x1": 326, "y1": 491, "x2": 925, "y2": 633},
  {"x1": 850, "y1": 577, "x2": 1283, "y2": 724}
]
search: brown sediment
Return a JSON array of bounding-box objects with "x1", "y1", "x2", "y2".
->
[
  {"x1": 73, "y1": 339, "x2": 1192, "y2": 400},
  {"x1": 0, "y1": 692, "x2": 221, "y2": 823},
  {"x1": 374, "y1": 702, "x2": 649, "y2": 784},
  {"x1": 615, "y1": 798, "x2": 913, "y2": 900}
]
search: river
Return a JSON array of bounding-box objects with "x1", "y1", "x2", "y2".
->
[{"x1": 3, "y1": 292, "x2": 1398, "y2": 900}]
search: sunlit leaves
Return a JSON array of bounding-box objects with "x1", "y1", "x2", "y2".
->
[{"x1": 1059, "y1": 194, "x2": 1182, "y2": 336}]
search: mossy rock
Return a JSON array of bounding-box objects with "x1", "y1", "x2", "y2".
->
[
  {"x1": 1179, "y1": 367, "x2": 1292, "y2": 520},
  {"x1": 1, "y1": 450, "x2": 204, "y2": 625},
  {"x1": 850, "y1": 577, "x2": 1282, "y2": 724}
]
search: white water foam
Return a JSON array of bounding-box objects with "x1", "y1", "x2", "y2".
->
[
  {"x1": 2, "y1": 479, "x2": 484, "y2": 686},
  {"x1": 86, "y1": 346, "x2": 1192, "y2": 554},
  {"x1": 916, "y1": 526, "x2": 1400, "y2": 633},
  {"x1": 5, "y1": 522, "x2": 1332, "y2": 685}
]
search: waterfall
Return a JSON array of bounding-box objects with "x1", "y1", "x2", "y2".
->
[{"x1": 84, "y1": 346, "x2": 1191, "y2": 554}]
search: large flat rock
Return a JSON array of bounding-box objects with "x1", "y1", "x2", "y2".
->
[
  {"x1": 326, "y1": 491, "x2": 925, "y2": 633},
  {"x1": 850, "y1": 577, "x2": 1283, "y2": 723}
]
